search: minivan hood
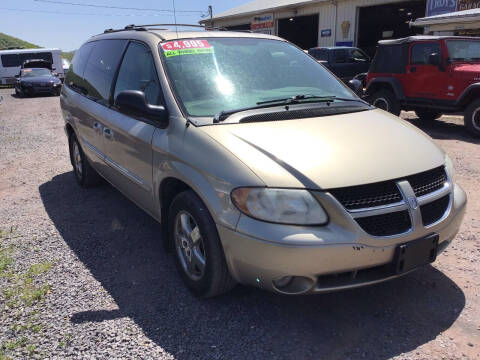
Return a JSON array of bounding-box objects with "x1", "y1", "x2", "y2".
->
[{"x1": 201, "y1": 109, "x2": 445, "y2": 189}]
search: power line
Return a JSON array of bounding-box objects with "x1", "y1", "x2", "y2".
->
[
  {"x1": 32, "y1": 0, "x2": 205, "y2": 13},
  {"x1": 0, "y1": 7, "x2": 203, "y2": 17}
]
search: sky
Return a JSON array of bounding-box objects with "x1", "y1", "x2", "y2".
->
[{"x1": 0, "y1": 0, "x2": 247, "y2": 51}]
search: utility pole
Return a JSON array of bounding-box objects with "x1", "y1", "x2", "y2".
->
[{"x1": 208, "y1": 5, "x2": 213, "y2": 27}]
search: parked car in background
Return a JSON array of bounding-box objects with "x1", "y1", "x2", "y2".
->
[
  {"x1": 61, "y1": 26, "x2": 466, "y2": 297},
  {"x1": 0, "y1": 48, "x2": 64, "y2": 85},
  {"x1": 365, "y1": 36, "x2": 480, "y2": 136},
  {"x1": 15, "y1": 67, "x2": 62, "y2": 97},
  {"x1": 308, "y1": 46, "x2": 371, "y2": 82}
]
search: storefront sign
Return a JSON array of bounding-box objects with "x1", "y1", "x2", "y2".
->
[
  {"x1": 251, "y1": 13, "x2": 274, "y2": 31},
  {"x1": 426, "y1": 0, "x2": 457, "y2": 16},
  {"x1": 457, "y1": 0, "x2": 480, "y2": 10},
  {"x1": 336, "y1": 41, "x2": 353, "y2": 46},
  {"x1": 321, "y1": 29, "x2": 332, "y2": 37}
]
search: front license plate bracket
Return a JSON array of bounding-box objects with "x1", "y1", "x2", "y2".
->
[{"x1": 394, "y1": 234, "x2": 439, "y2": 274}]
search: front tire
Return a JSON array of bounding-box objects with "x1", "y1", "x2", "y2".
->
[
  {"x1": 415, "y1": 110, "x2": 441, "y2": 122},
  {"x1": 69, "y1": 133, "x2": 102, "y2": 187},
  {"x1": 465, "y1": 99, "x2": 480, "y2": 137},
  {"x1": 169, "y1": 190, "x2": 235, "y2": 297},
  {"x1": 369, "y1": 89, "x2": 401, "y2": 116}
]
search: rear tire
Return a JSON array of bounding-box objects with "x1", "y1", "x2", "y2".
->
[
  {"x1": 465, "y1": 99, "x2": 480, "y2": 137},
  {"x1": 69, "y1": 133, "x2": 102, "y2": 187},
  {"x1": 369, "y1": 89, "x2": 401, "y2": 116},
  {"x1": 415, "y1": 110, "x2": 441, "y2": 121},
  {"x1": 169, "y1": 190, "x2": 236, "y2": 298}
]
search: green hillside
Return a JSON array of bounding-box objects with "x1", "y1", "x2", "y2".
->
[
  {"x1": 62, "y1": 51, "x2": 75, "y2": 62},
  {"x1": 0, "y1": 32, "x2": 40, "y2": 50}
]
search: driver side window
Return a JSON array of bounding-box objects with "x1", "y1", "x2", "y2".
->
[{"x1": 114, "y1": 42, "x2": 162, "y2": 105}]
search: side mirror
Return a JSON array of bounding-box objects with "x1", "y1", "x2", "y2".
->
[
  {"x1": 115, "y1": 90, "x2": 168, "y2": 127},
  {"x1": 347, "y1": 79, "x2": 363, "y2": 96},
  {"x1": 428, "y1": 53, "x2": 441, "y2": 66},
  {"x1": 15, "y1": 73, "x2": 20, "y2": 78}
]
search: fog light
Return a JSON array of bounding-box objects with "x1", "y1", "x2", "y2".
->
[{"x1": 273, "y1": 276, "x2": 293, "y2": 289}]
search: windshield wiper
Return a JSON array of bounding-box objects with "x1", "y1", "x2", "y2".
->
[
  {"x1": 213, "y1": 95, "x2": 368, "y2": 123},
  {"x1": 256, "y1": 94, "x2": 337, "y2": 105}
]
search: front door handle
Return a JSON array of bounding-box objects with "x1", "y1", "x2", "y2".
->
[
  {"x1": 103, "y1": 127, "x2": 114, "y2": 140},
  {"x1": 93, "y1": 122, "x2": 103, "y2": 133}
]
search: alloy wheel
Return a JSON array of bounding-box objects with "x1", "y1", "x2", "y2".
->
[
  {"x1": 72, "y1": 141, "x2": 83, "y2": 179},
  {"x1": 174, "y1": 211, "x2": 206, "y2": 281}
]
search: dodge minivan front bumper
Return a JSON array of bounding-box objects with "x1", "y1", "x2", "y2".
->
[{"x1": 217, "y1": 183, "x2": 466, "y2": 294}]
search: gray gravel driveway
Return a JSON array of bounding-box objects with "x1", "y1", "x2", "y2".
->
[{"x1": 0, "y1": 88, "x2": 479, "y2": 359}]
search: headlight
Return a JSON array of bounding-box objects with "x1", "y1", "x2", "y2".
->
[
  {"x1": 445, "y1": 155, "x2": 456, "y2": 183},
  {"x1": 231, "y1": 187, "x2": 328, "y2": 225}
]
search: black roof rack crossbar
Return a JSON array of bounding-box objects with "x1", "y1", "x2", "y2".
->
[{"x1": 103, "y1": 23, "x2": 227, "y2": 34}]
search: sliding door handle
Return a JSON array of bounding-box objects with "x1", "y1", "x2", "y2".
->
[
  {"x1": 103, "y1": 127, "x2": 114, "y2": 140},
  {"x1": 93, "y1": 122, "x2": 103, "y2": 133}
]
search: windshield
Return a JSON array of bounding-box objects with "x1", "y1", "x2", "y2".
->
[
  {"x1": 22, "y1": 68, "x2": 52, "y2": 77},
  {"x1": 446, "y1": 40, "x2": 480, "y2": 61},
  {"x1": 160, "y1": 37, "x2": 355, "y2": 117}
]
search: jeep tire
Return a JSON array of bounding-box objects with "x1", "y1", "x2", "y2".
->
[
  {"x1": 465, "y1": 99, "x2": 480, "y2": 137},
  {"x1": 415, "y1": 110, "x2": 441, "y2": 122},
  {"x1": 369, "y1": 89, "x2": 401, "y2": 116}
]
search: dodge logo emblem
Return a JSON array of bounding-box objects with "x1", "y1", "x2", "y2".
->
[{"x1": 408, "y1": 196, "x2": 418, "y2": 210}]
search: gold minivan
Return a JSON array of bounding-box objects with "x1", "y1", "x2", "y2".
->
[{"x1": 61, "y1": 25, "x2": 467, "y2": 297}]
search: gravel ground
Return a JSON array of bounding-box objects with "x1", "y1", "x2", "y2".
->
[{"x1": 0, "y1": 88, "x2": 479, "y2": 359}]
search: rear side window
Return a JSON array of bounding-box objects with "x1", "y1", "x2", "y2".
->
[
  {"x1": 332, "y1": 49, "x2": 351, "y2": 63},
  {"x1": 1, "y1": 54, "x2": 19, "y2": 67},
  {"x1": 65, "y1": 42, "x2": 95, "y2": 92},
  {"x1": 1, "y1": 52, "x2": 53, "y2": 68},
  {"x1": 411, "y1": 43, "x2": 441, "y2": 65},
  {"x1": 310, "y1": 49, "x2": 328, "y2": 61},
  {"x1": 82, "y1": 39, "x2": 127, "y2": 104},
  {"x1": 113, "y1": 42, "x2": 162, "y2": 105}
]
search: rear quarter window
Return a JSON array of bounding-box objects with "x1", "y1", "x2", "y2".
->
[{"x1": 65, "y1": 42, "x2": 95, "y2": 93}]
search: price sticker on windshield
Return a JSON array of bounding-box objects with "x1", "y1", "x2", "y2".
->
[{"x1": 161, "y1": 40, "x2": 213, "y2": 57}]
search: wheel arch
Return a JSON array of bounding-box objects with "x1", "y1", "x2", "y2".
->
[
  {"x1": 65, "y1": 123, "x2": 75, "y2": 166},
  {"x1": 365, "y1": 77, "x2": 405, "y2": 100},
  {"x1": 457, "y1": 83, "x2": 480, "y2": 108},
  {"x1": 159, "y1": 177, "x2": 193, "y2": 251}
]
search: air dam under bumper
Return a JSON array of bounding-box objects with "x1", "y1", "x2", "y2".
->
[{"x1": 217, "y1": 184, "x2": 466, "y2": 294}]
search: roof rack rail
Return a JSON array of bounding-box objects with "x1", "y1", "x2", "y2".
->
[{"x1": 103, "y1": 23, "x2": 227, "y2": 34}]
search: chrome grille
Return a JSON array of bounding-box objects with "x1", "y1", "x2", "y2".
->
[
  {"x1": 407, "y1": 166, "x2": 447, "y2": 197},
  {"x1": 355, "y1": 211, "x2": 411, "y2": 237},
  {"x1": 329, "y1": 181, "x2": 402, "y2": 210},
  {"x1": 329, "y1": 166, "x2": 450, "y2": 237},
  {"x1": 420, "y1": 195, "x2": 450, "y2": 226}
]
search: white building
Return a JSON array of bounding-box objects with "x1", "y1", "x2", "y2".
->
[{"x1": 200, "y1": 0, "x2": 479, "y2": 55}]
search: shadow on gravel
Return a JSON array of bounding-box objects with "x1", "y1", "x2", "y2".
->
[
  {"x1": 405, "y1": 116, "x2": 480, "y2": 145},
  {"x1": 40, "y1": 172, "x2": 465, "y2": 360}
]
